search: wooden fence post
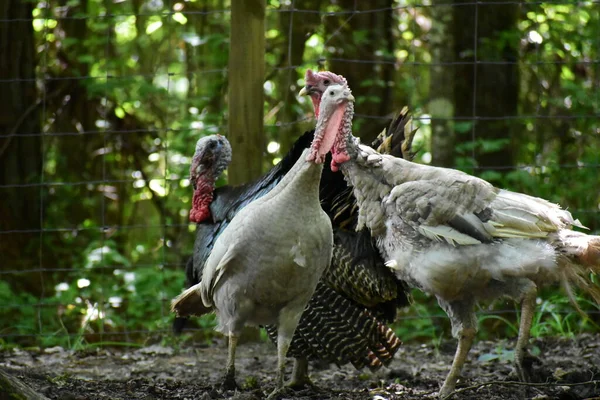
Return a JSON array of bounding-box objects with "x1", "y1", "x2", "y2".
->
[{"x1": 227, "y1": 0, "x2": 266, "y2": 185}]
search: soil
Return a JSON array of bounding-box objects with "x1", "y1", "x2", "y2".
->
[{"x1": 1, "y1": 334, "x2": 599, "y2": 400}]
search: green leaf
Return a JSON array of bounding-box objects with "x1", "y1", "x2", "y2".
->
[
  {"x1": 478, "y1": 353, "x2": 499, "y2": 362},
  {"x1": 76, "y1": 54, "x2": 95, "y2": 64},
  {"x1": 455, "y1": 121, "x2": 473, "y2": 134},
  {"x1": 146, "y1": 20, "x2": 163, "y2": 35}
]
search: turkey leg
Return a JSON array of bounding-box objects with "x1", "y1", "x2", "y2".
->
[
  {"x1": 439, "y1": 326, "x2": 476, "y2": 398},
  {"x1": 289, "y1": 357, "x2": 311, "y2": 388},
  {"x1": 515, "y1": 285, "x2": 537, "y2": 382},
  {"x1": 267, "y1": 310, "x2": 303, "y2": 399},
  {"x1": 437, "y1": 299, "x2": 477, "y2": 398},
  {"x1": 265, "y1": 331, "x2": 294, "y2": 399},
  {"x1": 220, "y1": 333, "x2": 239, "y2": 390}
]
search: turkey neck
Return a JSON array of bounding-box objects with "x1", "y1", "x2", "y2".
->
[
  {"x1": 334, "y1": 102, "x2": 422, "y2": 185},
  {"x1": 332, "y1": 98, "x2": 397, "y2": 236},
  {"x1": 258, "y1": 104, "x2": 342, "y2": 205},
  {"x1": 256, "y1": 149, "x2": 323, "y2": 208},
  {"x1": 330, "y1": 101, "x2": 354, "y2": 172}
]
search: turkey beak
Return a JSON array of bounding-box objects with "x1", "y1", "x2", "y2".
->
[
  {"x1": 347, "y1": 94, "x2": 355, "y2": 102},
  {"x1": 299, "y1": 85, "x2": 312, "y2": 96}
]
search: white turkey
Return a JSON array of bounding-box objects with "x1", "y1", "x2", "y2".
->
[
  {"x1": 305, "y1": 80, "x2": 600, "y2": 398},
  {"x1": 171, "y1": 87, "x2": 356, "y2": 397}
]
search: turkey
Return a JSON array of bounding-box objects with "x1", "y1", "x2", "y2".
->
[
  {"x1": 172, "y1": 96, "x2": 415, "y2": 387},
  {"x1": 311, "y1": 80, "x2": 600, "y2": 398},
  {"x1": 171, "y1": 87, "x2": 356, "y2": 397},
  {"x1": 300, "y1": 68, "x2": 410, "y2": 160}
]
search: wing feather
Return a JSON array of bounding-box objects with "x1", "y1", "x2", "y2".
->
[
  {"x1": 417, "y1": 225, "x2": 483, "y2": 246},
  {"x1": 386, "y1": 177, "x2": 583, "y2": 246},
  {"x1": 200, "y1": 242, "x2": 238, "y2": 307}
]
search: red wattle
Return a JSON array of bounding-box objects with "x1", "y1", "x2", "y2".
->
[
  {"x1": 330, "y1": 148, "x2": 350, "y2": 172},
  {"x1": 331, "y1": 161, "x2": 339, "y2": 172},
  {"x1": 189, "y1": 179, "x2": 214, "y2": 223}
]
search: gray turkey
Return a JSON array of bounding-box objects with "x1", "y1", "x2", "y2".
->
[
  {"x1": 312, "y1": 79, "x2": 600, "y2": 398},
  {"x1": 172, "y1": 95, "x2": 415, "y2": 387}
]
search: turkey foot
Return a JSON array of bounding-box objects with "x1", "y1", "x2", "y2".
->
[
  {"x1": 267, "y1": 386, "x2": 294, "y2": 400},
  {"x1": 514, "y1": 353, "x2": 542, "y2": 382},
  {"x1": 438, "y1": 327, "x2": 476, "y2": 398},
  {"x1": 218, "y1": 372, "x2": 239, "y2": 391},
  {"x1": 287, "y1": 376, "x2": 319, "y2": 391},
  {"x1": 287, "y1": 358, "x2": 319, "y2": 391}
]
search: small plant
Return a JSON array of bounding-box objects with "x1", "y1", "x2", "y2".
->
[{"x1": 242, "y1": 376, "x2": 259, "y2": 390}]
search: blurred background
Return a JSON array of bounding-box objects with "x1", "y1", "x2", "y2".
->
[{"x1": 1, "y1": 0, "x2": 599, "y2": 349}]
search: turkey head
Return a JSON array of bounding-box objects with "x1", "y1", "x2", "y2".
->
[
  {"x1": 189, "y1": 134, "x2": 232, "y2": 223},
  {"x1": 307, "y1": 84, "x2": 355, "y2": 164},
  {"x1": 299, "y1": 69, "x2": 347, "y2": 118}
]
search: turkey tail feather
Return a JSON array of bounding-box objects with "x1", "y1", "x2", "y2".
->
[
  {"x1": 170, "y1": 283, "x2": 211, "y2": 317},
  {"x1": 579, "y1": 235, "x2": 600, "y2": 268},
  {"x1": 266, "y1": 283, "x2": 402, "y2": 370},
  {"x1": 172, "y1": 316, "x2": 188, "y2": 334},
  {"x1": 556, "y1": 230, "x2": 600, "y2": 305},
  {"x1": 372, "y1": 106, "x2": 417, "y2": 162}
]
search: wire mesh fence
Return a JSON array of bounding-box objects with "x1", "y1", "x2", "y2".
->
[{"x1": 1, "y1": 0, "x2": 599, "y2": 348}]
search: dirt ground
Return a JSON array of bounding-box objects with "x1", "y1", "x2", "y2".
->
[{"x1": 1, "y1": 334, "x2": 599, "y2": 400}]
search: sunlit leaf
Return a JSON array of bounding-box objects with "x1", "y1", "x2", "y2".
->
[{"x1": 146, "y1": 20, "x2": 163, "y2": 35}]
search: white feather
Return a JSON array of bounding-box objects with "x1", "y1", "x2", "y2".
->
[
  {"x1": 385, "y1": 259, "x2": 399, "y2": 270},
  {"x1": 418, "y1": 225, "x2": 482, "y2": 246}
]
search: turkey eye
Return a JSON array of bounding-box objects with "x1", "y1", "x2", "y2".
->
[
  {"x1": 208, "y1": 141, "x2": 217, "y2": 149},
  {"x1": 330, "y1": 91, "x2": 335, "y2": 96},
  {"x1": 324, "y1": 79, "x2": 330, "y2": 85}
]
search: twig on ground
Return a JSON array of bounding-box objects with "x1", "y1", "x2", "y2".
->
[
  {"x1": 441, "y1": 379, "x2": 600, "y2": 400},
  {"x1": 0, "y1": 368, "x2": 51, "y2": 400}
]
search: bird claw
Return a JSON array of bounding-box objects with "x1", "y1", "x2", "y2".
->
[
  {"x1": 514, "y1": 353, "x2": 541, "y2": 382},
  {"x1": 287, "y1": 376, "x2": 320, "y2": 392},
  {"x1": 218, "y1": 372, "x2": 239, "y2": 392},
  {"x1": 266, "y1": 386, "x2": 294, "y2": 400},
  {"x1": 437, "y1": 386, "x2": 454, "y2": 399},
  {"x1": 515, "y1": 365, "x2": 531, "y2": 383}
]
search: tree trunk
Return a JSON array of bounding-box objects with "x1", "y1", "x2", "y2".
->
[
  {"x1": 452, "y1": 0, "x2": 519, "y2": 173},
  {"x1": 0, "y1": 0, "x2": 42, "y2": 273},
  {"x1": 227, "y1": 0, "x2": 266, "y2": 185},
  {"x1": 429, "y1": 2, "x2": 455, "y2": 167},
  {"x1": 275, "y1": 0, "x2": 322, "y2": 154},
  {"x1": 324, "y1": 0, "x2": 395, "y2": 144}
]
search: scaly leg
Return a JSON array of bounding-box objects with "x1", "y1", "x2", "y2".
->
[
  {"x1": 437, "y1": 298, "x2": 478, "y2": 398},
  {"x1": 266, "y1": 332, "x2": 293, "y2": 399},
  {"x1": 288, "y1": 357, "x2": 316, "y2": 389},
  {"x1": 276, "y1": 331, "x2": 292, "y2": 388},
  {"x1": 220, "y1": 333, "x2": 239, "y2": 390},
  {"x1": 439, "y1": 327, "x2": 476, "y2": 398},
  {"x1": 267, "y1": 310, "x2": 303, "y2": 399},
  {"x1": 515, "y1": 285, "x2": 537, "y2": 382}
]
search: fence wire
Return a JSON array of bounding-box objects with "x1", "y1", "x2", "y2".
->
[{"x1": 1, "y1": 0, "x2": 599, "y2": 347}]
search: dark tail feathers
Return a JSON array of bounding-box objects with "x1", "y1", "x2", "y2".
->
[{"x1": 265, "y1": 283, "x2": 401, "y2": 371}]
